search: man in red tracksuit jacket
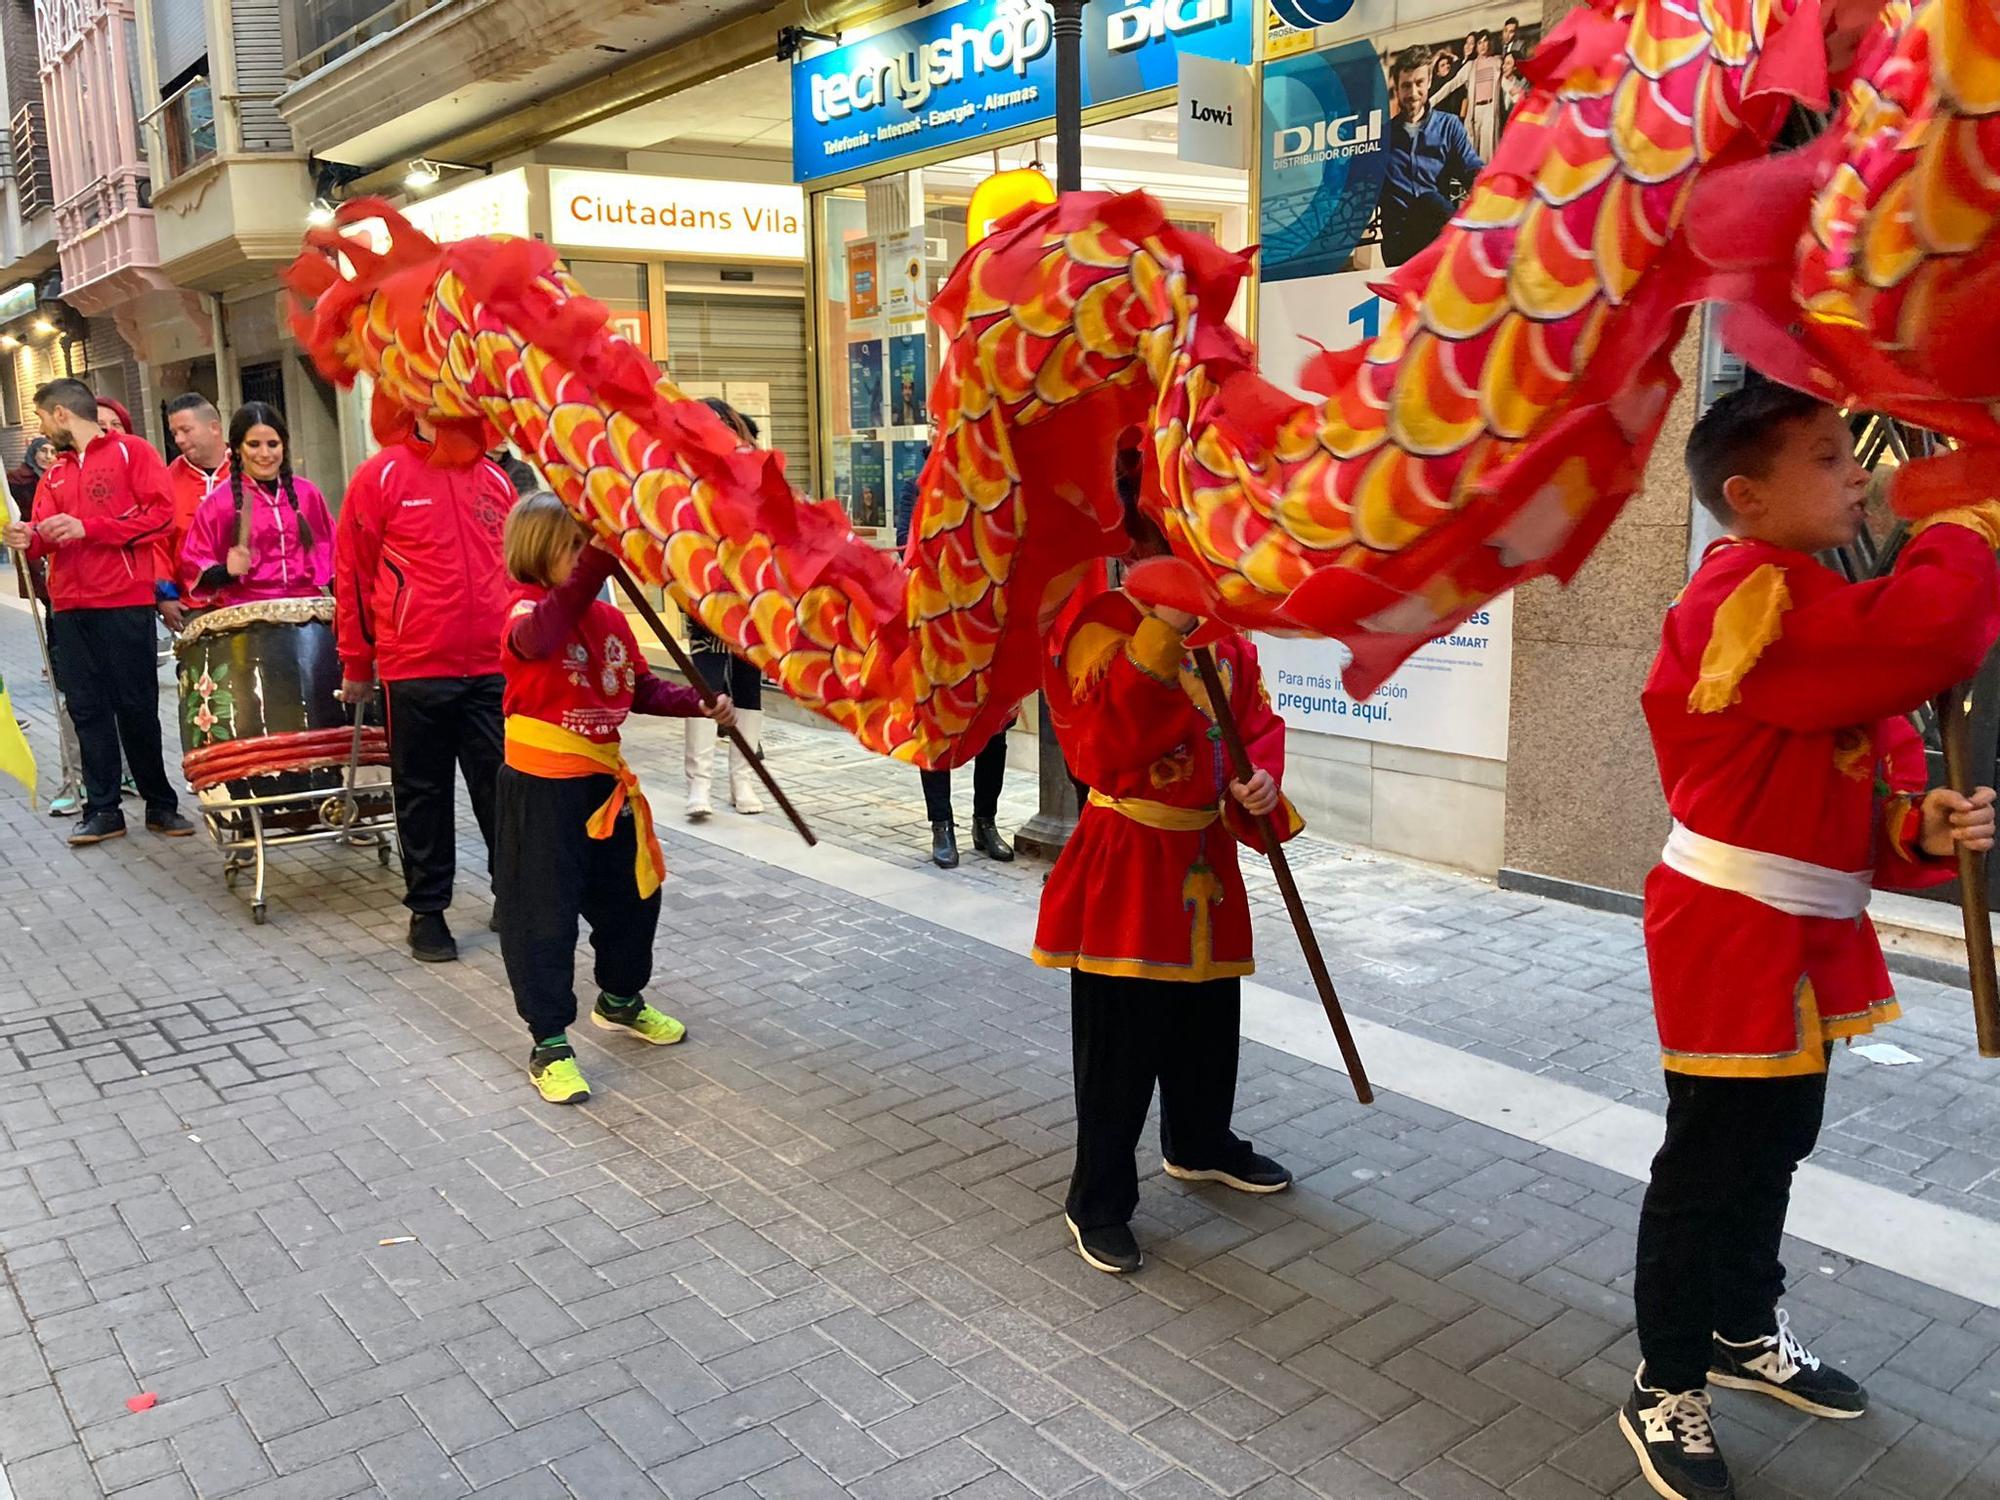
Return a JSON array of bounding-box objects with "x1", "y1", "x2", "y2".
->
[
  {"x1": 2, "y1": 380, "x2": 193, "y2": 845},
  {"x1": 335, "y1": 424, "x2": 514, "y2": 963}
]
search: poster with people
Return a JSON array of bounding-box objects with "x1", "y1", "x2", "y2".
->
[
  {"x1": 888, "y1": 335, "x2": 927, "y2": 427},
  {"x1": 1259, "y1": 9, "x2": 1542, "y2": 286},
  {"x1": 850, "y1": 440, "x2": 886, "y2": 530},
  {"x1": 847, "y1": 340, "x2": 884, "y2": 431},
  {"x1": 1253, "y1": 7, "x2": 1531, "y2": 757}
]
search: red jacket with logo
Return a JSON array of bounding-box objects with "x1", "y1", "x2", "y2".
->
[
  {"x1": 165, "y1": 453, "x2": 229, "y2": 602},
  {"x1": 25, "y1": 432, "x2": 175, "y2": 611},
  {"x1": 333, "y1": 440, "x2": 513, "y2": 683}
]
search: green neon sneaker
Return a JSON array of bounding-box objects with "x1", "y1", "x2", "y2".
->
[
  {"x1": 590, "y1": 994, "x2": 686, "y2": 1046},
  {"x1": 528, "y1": 1042, "x2": 590, "y2": 1105}
]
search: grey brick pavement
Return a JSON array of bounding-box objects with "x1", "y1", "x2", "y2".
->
[
  {"x1": 670, "y1": 713, "x2": 2000, "y2": 1228},
  {"x1": 0, "y1": 599, "x2": 1997, "y2": 1497}
]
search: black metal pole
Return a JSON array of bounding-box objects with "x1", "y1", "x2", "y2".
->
[{"x1": 1011, "y1": 0, "x2": 1087, "y2": 860}]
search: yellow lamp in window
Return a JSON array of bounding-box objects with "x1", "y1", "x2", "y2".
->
[{"x1": 966, "y1": 169, "x2": 1057, "y2": 246}]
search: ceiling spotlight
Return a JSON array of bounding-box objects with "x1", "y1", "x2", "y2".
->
[
  {"x1": 306, "y1": 197, "x2": 335, "y2": 227},
  {"x1": 0, "y1": 335, "x2": 17, "y2": 350},
  {"x1": 31, "y1": 318, "x2": 54, "y2": 337},
  {"x1": 404, "y1": 159, "x2": 441, "y2": 192}
]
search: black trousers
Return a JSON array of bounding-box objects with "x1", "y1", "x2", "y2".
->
[
  {"x1": 1634, "y1": 1065, "x2": 1829, "y2": 1391},
  {"x1": 690, "y1": 628, "x2": 762, "y2": 710},
  {"x1": 384, "y1": 675, "x2": 503, "y2": 914},
  {"x1": 48, "y1": 606, "x2": 177, "y2": 821},
  {"x1": 493, "y1": 767, "x2": 660, "y2": 1042},
  {"x1": 921, "y1": 726, "x2": 1009, "y2": 824},
  {"x1": 1067, "y1": 970, "x2": 1250, "y2": 1231}
]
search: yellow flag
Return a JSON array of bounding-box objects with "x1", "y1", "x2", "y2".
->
[{"x1": 0, "y1": 671, "x2": 38, "y2": 803}]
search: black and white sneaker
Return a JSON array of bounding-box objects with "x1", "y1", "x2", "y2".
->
[
  {"x1": 1619, "y1": 1373, "x2": 1734, "y2": 1499},
  {"x1": 1710, "y1": 1310, "x2": 1866, "y2": 1419},
  {"x1": 1162, "y1": 1152, "x2": 1293, "y2": 1195},
  {"x1": 1065, "y1": 1215, "x2": 1142, "y2": 1274}
]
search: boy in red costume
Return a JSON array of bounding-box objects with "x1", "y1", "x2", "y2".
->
[
  {"x1": 1623, "y1": 381, "x2": 2000, "y2": 1500},
  {"x1": 1032, "y1": 463, "x2": 1298, "y2": 1274}
]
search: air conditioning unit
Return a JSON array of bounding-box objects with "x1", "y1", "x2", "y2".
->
[{"x1": 925, "y1": 237, "x2": 947, "y2": 262}]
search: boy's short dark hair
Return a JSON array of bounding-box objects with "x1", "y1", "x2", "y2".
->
[
  {"x1": 34, "y1": 379, "x2": 97, "y2": 422},
  {"x1": 1685, "y1": 380, "x2": 1832, "y2": 523}
]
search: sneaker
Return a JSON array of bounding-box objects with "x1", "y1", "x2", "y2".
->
[
  {"x1": 528, "y1": 1043, "x2": 590, "y2": 1105},
  {"x1": 1619, "y1": 1374, "x2": 1734, "y2": 1499},
  {"x1": 591, "y1": 994, "x2": 687, "y2": 1046},
  {"x1": 145, "y1": 810, "x2": 195, "y2": 838},
  {"x1": 47, "y1": 789, "x2": 80, "y2": 818},
  {"x1": 1066, "y1": 1215, "x2": 1142, "y2": 1275},
  {"x1": 408, "y1": 911, "x2": 458, "y2": 964},
  {"x1": 68, "y1": 810, "x2": 126, "y2": 846},
  {"x1": 1709, "y1": 1310, "x2": 1866, "y2": 1419},
  {"x1": 1163, "y1": 1151, "x2": 1294, "y2": 1195},
  {"x1": 119, "y1": 776, "x2": 137, "y2": 800}
]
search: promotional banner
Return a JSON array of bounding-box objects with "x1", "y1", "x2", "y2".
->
[
  {"x1": 1259, "y1": 41, "x2": 1388, "y2": 284},
  {"x1": 888, "y1": 334, "x2": 928, "y2": 425},
  {"x1": 848, "y1": 339, "x2": 885, "y2": 429},
  {"x1": 791, "y1": 0, "x2": 1256, "y2": 183},
  {"x1": 1259, "y1": 14, "x2": 1541, "y2": 282},
  {"x1": 1258, "y1": 594, "x2": 1512, "y2": 761}
]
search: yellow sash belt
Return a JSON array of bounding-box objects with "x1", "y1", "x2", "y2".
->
[
  {"x1": 1086, "y1": 789, "x2": 1219, "y2": 831},
  {"x1": 504, "y1": 715, "x2": 663, "y2": 899}
]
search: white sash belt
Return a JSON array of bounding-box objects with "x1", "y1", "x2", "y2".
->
[{"x1": 1662, "y1": 821, "x2": 1871, "y2": 920}]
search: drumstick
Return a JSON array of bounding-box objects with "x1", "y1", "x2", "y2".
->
[{"x1": 604, "y1": 559, "x2": 817, "y2": 848}]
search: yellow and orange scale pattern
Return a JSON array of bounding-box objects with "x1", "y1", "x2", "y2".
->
[
  {"x1": 287, "y1": 0, "x2": 1973, "y2": 769},
  {"x1": 1704, "y1": 0, "x2": 2000, "y2": 442}
]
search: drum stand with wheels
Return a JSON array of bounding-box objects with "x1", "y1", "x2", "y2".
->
[
  {"x1": 203, "y1": 712, "x2": 399, "y2": 924},
  {"x1": 211, "y1": 782, "x2": 397, "y2": 924}
]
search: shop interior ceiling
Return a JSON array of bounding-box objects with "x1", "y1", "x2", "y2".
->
[{"x1": 558, "y1": 58, "x2": 794, "y2": 154}]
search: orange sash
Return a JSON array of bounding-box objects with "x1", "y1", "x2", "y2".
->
[{"x1": 503, "y1": 715, "x2": 663, "y2": 898}]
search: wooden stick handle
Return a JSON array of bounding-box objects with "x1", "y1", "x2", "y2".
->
[
  {"x1": 1191, "y1": 646, "x2": 1373, "y2": 1104},
  {"x1": 1939, "y1": 683, "x2": 2000, "y2": 1057},
  {"x1": 605, "y1": 558, "x2": 817, "y2": 848}
]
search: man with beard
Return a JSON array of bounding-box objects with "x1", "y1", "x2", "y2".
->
[
  {"x1": 1379, "y1": 44, "x2": 1485, "y2": 265},
  {"x1": 2, "y1": 380, "x2": 193, "y2": 845}
]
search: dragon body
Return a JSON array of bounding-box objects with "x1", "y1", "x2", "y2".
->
[{"x1": 289, "y1": 0, "x2": 1999, "y2": 770}]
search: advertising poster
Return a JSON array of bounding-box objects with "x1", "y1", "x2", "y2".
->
[
  {"x1": 1258, "y1": 593, "x2": 1513, "y2": 761},
  {"x1": 850, "y1": 440, "x2": 887, "y2": 529},
  {"x1": 881, "y1": 227, "x2": 929, "y2": 324},
  {"x1": 847, "y1": 339, "x2": 884, "y2": 430},
  {"x1": 848, "y1": 239, "x2": 881, "y2": 322},
  {"x1": 1260, "y1": 14, "x2": 1541, "y2": 284},
  {"x1": 888, "y1": 334, "x2": 927, "y2": 426},
  {"x1": 891, "y1": 440, "x2": 928, "y2": 517}
]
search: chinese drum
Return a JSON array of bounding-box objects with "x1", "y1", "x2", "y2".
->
[{"x1": 173, "y1": 597, "x2": 389, "y2": 828}]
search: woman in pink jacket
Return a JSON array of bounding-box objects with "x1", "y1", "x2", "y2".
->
[{"x1": 180, "y1": 402, "x2": 334, "y2": 607}]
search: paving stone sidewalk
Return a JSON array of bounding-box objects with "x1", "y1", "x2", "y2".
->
[
  {"x1": 633, "y1": 707, "x2": 2000, "y2": 1228},
  {"x1": 0, "y1": 601, "x2": 1998, "y2": 1498}
]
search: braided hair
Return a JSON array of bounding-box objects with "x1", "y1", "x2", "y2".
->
[{"x1": 227, "y1": 401, "x2": 312, "y2": 556}]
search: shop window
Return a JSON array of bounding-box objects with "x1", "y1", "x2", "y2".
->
[{"x1": 564, "y1": 260, "x2": 652, "y2": 356}]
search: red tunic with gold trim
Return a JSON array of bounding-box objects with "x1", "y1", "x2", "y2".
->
[
  {"x1": 1032, "y1": 590, "x2": 1301, "y2": 982},
  {"x1": 1641, "y1": 522, "x2": 2000, "y2": 1078}
]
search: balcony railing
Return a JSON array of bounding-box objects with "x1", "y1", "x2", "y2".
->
[
  {"x1": 10, "y1": 100, "x2": 53, "y2": 218},
  {"x1": 141, "y1": 75, "x2": 217, "y2": 184},
  {"x1": 287, "y1": 0, "x2": 435, "y2": 79}
]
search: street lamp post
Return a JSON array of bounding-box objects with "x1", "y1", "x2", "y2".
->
[{"x1": 1010, "y1": 0, "x2": 1088, "y2": 861}]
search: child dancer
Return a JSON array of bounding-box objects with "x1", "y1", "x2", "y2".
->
[
  {"x1": 1033, "y1": 448, "x2": 1296, "y2": 1274},
  {"x1": 495, "y1": 494, "x2": 736, "y2": 1104},
  {"x1": 1624, "y1": 381, "x2": 2000, "y2": 1499}
]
